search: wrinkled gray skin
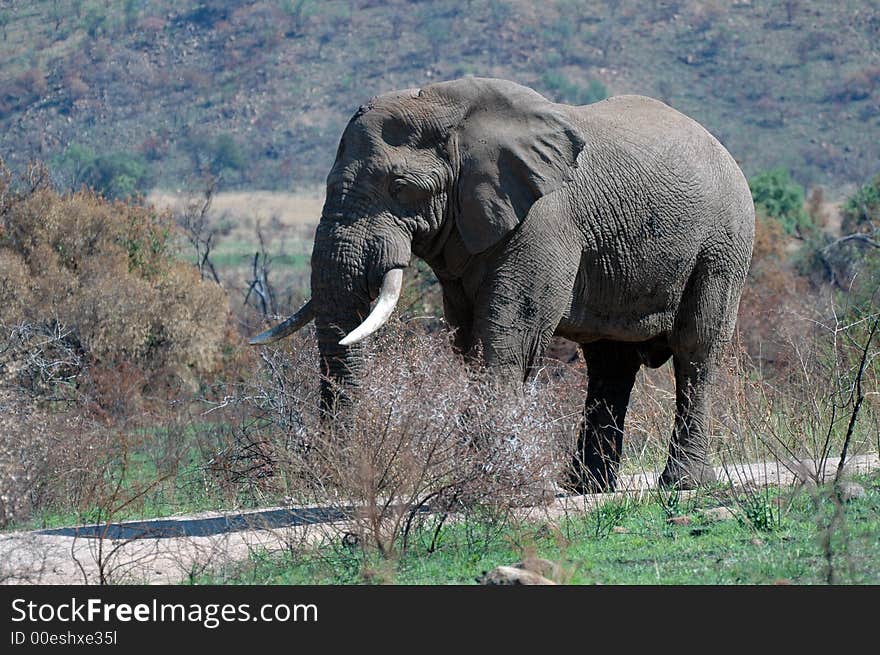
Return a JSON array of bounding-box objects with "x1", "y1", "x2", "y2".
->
[{"x1": 254, "y1": 77, "x2": 755, "y2": 492}]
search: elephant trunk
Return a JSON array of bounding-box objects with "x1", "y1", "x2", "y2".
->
[
  {"x1": 315, "y1": 322, "x2": 365, "y2": 415},
  {"x1": 307, "y1": 210, "x2": 413, "y2": 414},
  {"x1": 310, "y1": 221, "x2": 372, "y2": 415}
]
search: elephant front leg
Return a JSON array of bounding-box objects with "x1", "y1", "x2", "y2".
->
[
  {"x1": 439, "y1": 279, "x2": 475, "y2": 356},
  {"x1": 659, "y1": 356, "x2": 718, "y2": 490},
  {"x1": 567, "y1": 341, "x2": 641, "y2": 494}
]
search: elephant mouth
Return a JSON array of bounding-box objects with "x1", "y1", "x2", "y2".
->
[
  {"x1": 248, "y1": 268, "x2": 405, "y2": 347},
  {"x1": 338, "y1": 267, "x2": 403, "y2": 346}
]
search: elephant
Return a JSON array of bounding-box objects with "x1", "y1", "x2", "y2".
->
[{"x1": 250, "y1": 77, "x2": 755, "y2": 492}]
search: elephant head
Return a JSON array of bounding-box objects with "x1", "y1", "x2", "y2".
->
[{"x1": 250, "y1": 77, "x2": 585, "y2": 411}]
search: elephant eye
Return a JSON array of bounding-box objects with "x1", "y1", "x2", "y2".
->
[
  {"x1": 389, "y1": 172, "x2": 435, "y2": 205},
  {"x1": 389, "y1": 176, "x2": 426, "y2": 204},
  {"x1": 390, "y1": 177, "x2": 409, "y2": 196}
]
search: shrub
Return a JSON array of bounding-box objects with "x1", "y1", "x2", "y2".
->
[
  {"x1": 748, "y1": 168, "x2": 813, "y2": 237},
  {"x1": 63, "y1": 71, "x2": 90, "y2": 100},
  {"x1": 55, "y1": 145, "x2": 152, "y2": 199},
  {"x1": 803, "y1": 176, "x2": 880, "y2": 294},
  {"x1": 88, "y1": 152, "x2": 152, "y2": 199},
  {"x1": 0, "y1": 68, "x2": 48, "y2": 118},
  {"x1": 0, "y1": 160, "x2": 230, "y2": 401},
  {"x1": 841, "y1": 174, "x2": 880, "y2": 235},
  {"x1": 210, "y1": 134, "x2": 245, "y2": 174},
  {"x1": 827, "y1": 67, "x2": 880, "y2": 102},
  {"x1": 0, "y1": 379, "x2": 112, "y2": 528},
  {"x1": 736, "y1": 210, "x2": 809, "y2": 367},
  {"x1": 53, "y1": 143, "x2": 95, "y2": 188},
  {"x1": 539, "y1": 72, "x2": 608, "y2": 106},
  {"x1": 212, "y1": 319, "x2": 579, "y2": 556}
]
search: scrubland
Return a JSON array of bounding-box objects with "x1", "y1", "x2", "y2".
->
[{"x1": 0, "y1": 159, "x2": 877, "y2": 584}]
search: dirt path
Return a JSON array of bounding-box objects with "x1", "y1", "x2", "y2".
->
[{"x1": 2, "y1": 454, "x2": 876, "y2": 585}]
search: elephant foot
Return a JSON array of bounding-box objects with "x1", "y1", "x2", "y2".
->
[
  {"x1": 658, "y1": 457, "x2": 717, "y2": 490},
  {"x1": 562, "y1": 464, "x2": 617, "y2": 495}
]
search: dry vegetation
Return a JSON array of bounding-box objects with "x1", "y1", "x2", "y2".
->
[
  {"x1": 0, "y1": 157, "x2": 877, "y2": 586},
  {"x1": 0, "y1": 159, "x2": 234, "y2": 527}
]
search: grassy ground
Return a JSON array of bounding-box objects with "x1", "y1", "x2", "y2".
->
[
  {"x1": 199, "y1": 473, "x2": 880, "y2": 585},
  {"x1": 8, "y1": 422, "x2": 294, "y2": 533}
]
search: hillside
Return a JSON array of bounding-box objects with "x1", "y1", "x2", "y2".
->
[{"x1": 1, "y1": 0, "x2": 879, "y2": 195}]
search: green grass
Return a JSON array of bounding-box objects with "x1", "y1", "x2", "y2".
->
[
  {"x1": 208, "y1": 250, "x2": 310, "y2": 270},
  {"x1": 6, "y1": 420, "x2": 293, "y2": 533},
  {"x1": 198, "y1": 474, "x2": 880, "y2": 585}
]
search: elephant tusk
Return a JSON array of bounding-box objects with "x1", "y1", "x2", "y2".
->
[
  {"x1": 338, "y1": 269, "x2": 403, "y2": 346},
  {"x1": 248, "y1": 299, "x2": 315, "y2": 345}
]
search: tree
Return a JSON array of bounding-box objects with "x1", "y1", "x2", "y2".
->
[
  {"x1": 89, "y1": 152, "x2": 150, "y2": 198},
  {"x1": 748, "y1": 168, "x2": 812, "y2": 237},
  {"x1": 809, "y1": 176, "x2": 880, "y2": 290},
  {"x1": 55, "y1": 145, "x2": 150, "y2": 199},
  {"x1": 841, "y1": 174, "x2": 880, "y2": 235},
  {"x1": 539, "y1": 73, "x2": 608, "y2": 106},
  {"x1": 210, "y1": 134, "x2": 244, "y2": 175},
  {"x1": 55, "y1": 143, "x2": 96, "y2": 189}
]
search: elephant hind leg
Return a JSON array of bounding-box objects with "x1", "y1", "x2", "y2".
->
[
  {"x1": 661, "y1": 262, "x2": 744, "y2": 489},
  {"x1": 566, "y1": 340, "x2": 642, "y2": 494},
  {"x1": 658, "y1": 354, "x2": 718, "y2": 489}
]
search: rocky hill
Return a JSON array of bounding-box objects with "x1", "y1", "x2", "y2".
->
[{"x1": 1, "y1": 0, "x2": 878, "y2": 195}]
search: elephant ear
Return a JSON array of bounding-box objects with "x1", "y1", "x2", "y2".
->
[{"x1": 431, "y1": 78, "x2": 586, "y2": 254}]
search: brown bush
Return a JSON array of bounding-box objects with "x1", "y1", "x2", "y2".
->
[
  {"x1": 0, "y1": 160, "x2": 231, "y2": 403},
  {"x1": 0, "y1": 323, "x2": 117, "y2": 527},
  {"x1": 0, "y1": 68, "x2": 48, "y2": 117},
  {"x1": 827, "y1": 66, "x2": 880, "y2": 102},
  {"x1": 737, "y1": 210, "x2": 810, "y2": 368},
  {"x1": 208, "y1": 320, "x2": 578, "y2": 555},
  {"x1": 63, "y1": 71, "x2": 90, "y2": 100}
]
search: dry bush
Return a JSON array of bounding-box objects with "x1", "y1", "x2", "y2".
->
[
  {"x1": 0, "y1": 324, "x2": 115, "y2": 527},
  {"x1": 0, "y1": 68, "x2": 47, "y2": 117},
  {"x1": 0, "y1": 321, "x2": 84, "y2": 401},
  {"x1": 0, "y1": 160, "x2": 231, "y2": 406},
  {"x1": 827, "y1": 66, "x2": 880, "y2": 102},
  {"x1": 0, "y1": 160, "x2": 236, "y2": 528},
  {"x1": 63, "y1": 71, "x2": 90, "y2": 101},
  {"x1": 806, "y1": 187, "x2": 830, "y2": 231},
  {"x1": 0, "y1": 320, "x2": 188, "y2": 529},
  {"x1": 737, "y1": 210, "x2": 812, "y2": 368},
  {"x1": 204, "y1": 320, "x2": 581, "y2": 556},
  {"x1": 716, "y1": 295, "x2": 878, "y2": 475},
  {"x1": 0, "y1": 407, "x2": 108, "y2": 528}
]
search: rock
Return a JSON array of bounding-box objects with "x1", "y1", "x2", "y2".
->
[
  {"x1": 750, "y1": 538, "x2": 764, "y2": 547},
  {"x1": 341, "y1": 532, "x2": 361, "y2": 549},
  {"x1": 477, "y1": 566, "x2": 557, "y2": 586},
  {"x1": 513, "y1": 557, "x2": 563, "y2": 580},
  {"x1": 667, "y1": 515, "x2": 691, "y2": 526},
  {"x1": 836, "y1": 481, "x2": 866, "y2": 502},
  {"x1": 699, "y1": 506, "x2": 736, "y2": 522},
  {"x1": 612, "y1": 526, "x2": 629, "y2": 534}
]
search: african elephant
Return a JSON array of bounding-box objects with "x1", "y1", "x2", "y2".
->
[{"x1": 250, "y1": 77, "x2": 755, "y2": 492}]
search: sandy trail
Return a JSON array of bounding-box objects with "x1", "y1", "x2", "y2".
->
[{"x1": 2, "y1": 454, "x2": 876, "y2": 585}]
